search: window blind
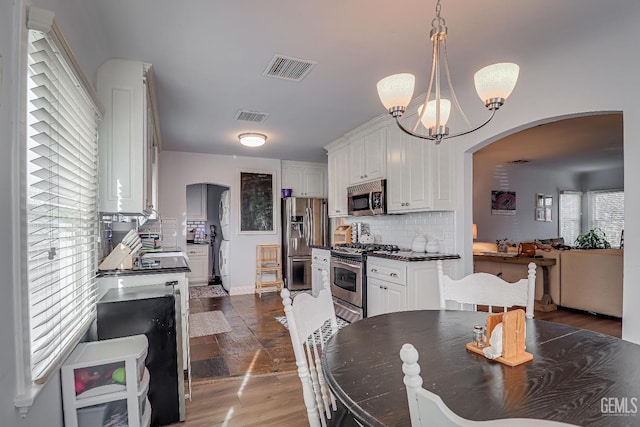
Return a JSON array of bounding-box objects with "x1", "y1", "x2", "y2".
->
[
  {"x1": 26, "y1": 28, "x2": 100, "y2": 383},
  {"x1": 559, "y1": 191, "x2": 582, "y2": 246},
  {"x1": 589, "y1": 190, "x2": 624, "y2": 249}
]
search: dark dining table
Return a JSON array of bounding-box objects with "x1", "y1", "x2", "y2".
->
[{"x1": 321, "y1": 310, "x2": 640, "y2": 427}]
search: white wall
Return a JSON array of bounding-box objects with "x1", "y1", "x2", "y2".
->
[
  {"x1": 581, "y1": 167, "x2": 624, "y2": 192},
  {"x1": 451, "y1": 2, "x2": 640, "y2": 343},
  {"x1": 472, "y1": 162, "x2": 581, "y2": 243},
  {"x1": 158, "y1": 151, "x2": 281, "y2": 294}
]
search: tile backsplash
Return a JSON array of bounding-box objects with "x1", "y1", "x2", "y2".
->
[{"x1": 337, "y1": 211, "x2": 456, "y2": 254}]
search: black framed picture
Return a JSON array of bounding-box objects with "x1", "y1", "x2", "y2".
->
[{"x1": 238, "y1": 170, "x2": 277, "y2": 234}]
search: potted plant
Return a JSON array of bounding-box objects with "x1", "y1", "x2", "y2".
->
[{"x1": 574, "y1": 228, "x2": 611, "y2": 249}]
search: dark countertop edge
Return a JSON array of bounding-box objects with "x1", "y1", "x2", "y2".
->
[
  {"x1": 97, "y1": 266, "x2": 191, "y2": 277},
  {"x1": 310, "y1": 245, "x2": 331, "y2": 250},
  {"x1": 366, "y1": 253, "x2": 461, "y2": 262}
]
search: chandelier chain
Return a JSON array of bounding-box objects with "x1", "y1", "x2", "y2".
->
[{"x1": 432, "y1": 0, "x2": 445, "y2": 28}]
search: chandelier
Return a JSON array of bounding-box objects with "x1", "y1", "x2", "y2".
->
[{"x1": 376, "y1": 0, "x2": 520, "y2": 144}]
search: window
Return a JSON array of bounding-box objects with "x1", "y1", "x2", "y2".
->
[
  {"x1": 24, "y1": 8, "x2": 101, "y2": 386},
  {"x1": 559, "y1": 191, "x2": 582, "y2": 246},
  {"x1": 589, "y1": 190, "x2": 624, "y2": 248}
]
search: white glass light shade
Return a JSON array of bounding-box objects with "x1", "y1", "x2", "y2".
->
[
  {"x1": 376, "y1": 73, "x2": 416, "y2": 110},
  {"x1": 417, "y1": 99, "x2": 451, "y2": 129},
  {"x1": 238, "y1": 133, "x2": 266, "y2": 147},
  {"x1": 474, "y1": 63, "x2": 520, "y2": 103}
]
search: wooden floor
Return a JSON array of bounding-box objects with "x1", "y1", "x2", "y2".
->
[{"x1": 171, "y1": 292, "x2": 622, "y2": 427}]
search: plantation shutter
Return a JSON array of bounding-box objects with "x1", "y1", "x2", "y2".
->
[{"x1": 26, "y1": 8, "x2": 101, "y2": 383}]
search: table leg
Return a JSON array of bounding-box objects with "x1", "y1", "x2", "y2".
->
[{"x1": 534, "y1": 265, "x2": 557, "y2": 312}]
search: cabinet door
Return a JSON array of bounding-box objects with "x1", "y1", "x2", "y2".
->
[
  {"x1": 282, "y1": 166, "x2": 304, "y2": 196},
  {"x1": 348, "y1": 137, "x2": 366, "y2": 184},
  {"x1": 385, "y1": 281, "x2": 407, "y2": 313},
  {"x1": 363, "y1": 128, "x2": 386, "y2": 181},
  {"x1": 386, "y1": 127, "x2": 408, "y2": 213},
  {"x1": 328, "y1": 146, "x2": 349, "y2": 217},
  {"x1": 97, "y1": 59, "x2": 147, "y2": 214},
  {"x1": 405, "y1": 137, "x2": 433, "y2": 211},
  {"x1": 349, "y1": 129, "x2": 387, "y2": 185},
  {"x1": 303, "y1": 166, "x2": 326, "y2": 197},
  {"x1": 366, "y1": 278, "x2": 387, "y2": 317},
  {"x1": 431, "y1": 142, "x2": 456, "y2": 210},
  {"x1": 186, "y1": 184, "x2": 207, "y2": 221},
  {"x1": 187, "y1": 255, "x2": 208, "y2": 284}
]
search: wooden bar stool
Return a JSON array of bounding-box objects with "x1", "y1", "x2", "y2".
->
[{"x1": 255, "y1": 244, "x2": 284, "y2": 297}]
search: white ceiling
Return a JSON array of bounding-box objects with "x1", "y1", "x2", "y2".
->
[{"x1": 89, "y1": 0, "x2": 624, "y2": 163}]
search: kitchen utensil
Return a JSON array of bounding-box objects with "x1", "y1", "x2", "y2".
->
[{"x1": 121, "y1": 229, "x2": 138, "y2": 247}]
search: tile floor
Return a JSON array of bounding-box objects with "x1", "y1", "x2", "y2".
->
[{"x1": 188, "y1": 291, "x2": 297, "y2": 381}]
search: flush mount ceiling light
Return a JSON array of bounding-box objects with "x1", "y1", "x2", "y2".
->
[
  {"x1": 238, "y1": 133, "x2": 267, "y2": 147},
  {"x1": 376, "y1": 0, "x2": 520, "y2": 144}
]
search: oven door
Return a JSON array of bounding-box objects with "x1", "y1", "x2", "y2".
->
[{"x1": 330, "y1": 258, "x2": 362, "y2": 307}]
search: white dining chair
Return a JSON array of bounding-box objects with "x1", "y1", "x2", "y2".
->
[
  {"x1": 400, "y1": 343, "x2": 577, "y2": 426},
  {"x1": 437, "y1": 260, "x2": 537, "y2": 318},
  {"x1": 281, "y1": 271, "x2": 363, "y2": 427}
]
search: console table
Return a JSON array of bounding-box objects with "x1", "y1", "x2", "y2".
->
[{"x1": 473, "y1": 254, "x2": 557, "y2": 311}]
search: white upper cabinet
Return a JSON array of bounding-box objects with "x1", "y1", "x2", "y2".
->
[
  {"x1": 97, "y1": 59, "x2": 160, "y2": 215},
  {"x1": 386, "y1": 118, "x2": 456, "y2": 213},
  {"x1": 386, "y1": 126, "x2": 433, "y2": 213},
  {"x1": 327, "y1": 144, "x2": 349, "y2": 217},
  {"x1": 348, "y1": 127, "x2": 386, "y2": 185},
  {"x1": 282, "y1": 161, "x2": 327, "y2": 198},
  {"x1": 430, "y1": 141, "x2": 456, "y2": 211},
  {"x1": 186, "y1": 184, "x2": 207, "y2": 221}
]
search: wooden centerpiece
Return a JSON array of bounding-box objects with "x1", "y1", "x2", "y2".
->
[{"x1": 466, "y1": 309, "x2": 533, "y2": 367}]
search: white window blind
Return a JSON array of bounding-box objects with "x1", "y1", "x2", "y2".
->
[
  {"x1": 26, "y1": 26, "x2": 100, "y2": 383},
  {"x1": 559, "y1": 191, "x2": 582, "y2": 246},
  {"x1": 589, "y1": 190, "x2": 624, "y2": 249}
]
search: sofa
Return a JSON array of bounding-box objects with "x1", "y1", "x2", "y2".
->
[{"x1": 473, "y1": 242, "x2": 623, "y2": 317}]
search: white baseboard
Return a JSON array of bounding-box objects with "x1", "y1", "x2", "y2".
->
[{"x1": 228, "y1": 285, "x2": 255, "y2": 296}]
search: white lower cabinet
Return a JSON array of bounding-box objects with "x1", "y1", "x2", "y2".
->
[
  {"x1": 186, "y1": 244, "x2": 210, "y2": 284},
  {"x1": 367, "y1": 256, "x2": 455, "y2": 316},
  {"x1": 311, "y1": 248, "x2": 331, "y2": 296},
  {"x1": 62, "y1": 335, "x2": 151, "y2": 427},
  {"x1": 367, "y1": 277, "x2": 406, "y2": 317}
]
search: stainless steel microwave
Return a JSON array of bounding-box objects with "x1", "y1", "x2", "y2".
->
[{"x1": 347, "y1": 179, "x2": 387, "y2": 216}]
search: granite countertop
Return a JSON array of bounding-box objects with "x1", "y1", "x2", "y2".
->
[
  {"x1": 366, "y1": 251, "x2": 461, "y2": 262},
  {"x1": 98, "y1": 251, "x2": 191, "y2": 277}
]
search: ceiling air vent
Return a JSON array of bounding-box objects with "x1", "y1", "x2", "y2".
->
[
  {"x1": 263, "y1": 54, "x2": 317, "y2": 81},
  {"x1": 235, "y1": 109, "x2": 269, "y2": 123}
]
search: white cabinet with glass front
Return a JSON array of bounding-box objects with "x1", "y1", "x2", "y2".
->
[
  {"x1": 97, "y1": 58, "x2": 161, "y2": 215},
  {"x1": 281, "y1": 160, "x2": 327, "y2": 198}
]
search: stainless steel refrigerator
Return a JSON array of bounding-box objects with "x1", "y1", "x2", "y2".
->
[{"x1": 282, "y1": 197, "x2": 329, "y2": 290}]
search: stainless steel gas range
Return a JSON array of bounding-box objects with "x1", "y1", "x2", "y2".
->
[{"x1": 330, "y1": 243, "x2": 400, "y2": 322}]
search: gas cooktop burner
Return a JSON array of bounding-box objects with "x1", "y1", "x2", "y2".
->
[{"x1": 333, "y1": 243, "x2": 400, "y2": 254}]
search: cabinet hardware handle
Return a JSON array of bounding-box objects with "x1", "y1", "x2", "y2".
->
[
  {"x1": 323, "y1": 258, "x2": 328, "y2": 262},
  {"x1": 383, "y1": 286, "x2": 388, "y2": 290},
  {"x1": 390, "y1": 273, "x2": 398, "y2": 277},
  {"x1": 406, "y1": 202, "x2": 410, "y2": 206},
  {"x1": 371, "y1": 268, "x2": 378, "y2": 272}
]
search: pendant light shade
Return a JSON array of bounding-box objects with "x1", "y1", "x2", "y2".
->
[
  {"x1": 418, "y1": 99, "x2": 451, "y2": 129},
  {"x1": 474, "y1": 63, "x2": 520, "y2": 106},
  {"x1": 238, "y1": 133, "x2": 267, "y2": 147},
  {"x1": 376, "y1": 0, "x2": 520, "y2": 144},
  {"x1": 376, "y1": 73, "x2": 415, "y2": 110}
]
